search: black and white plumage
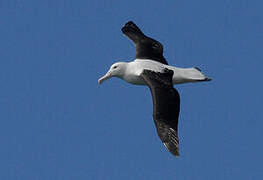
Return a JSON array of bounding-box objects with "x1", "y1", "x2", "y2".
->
[
  {"x1": 141, "y1": 69, "x2": 180, "y2": 156},
  {"x1": 98, "y1": 21, "x2": 211, "y2": 156}
]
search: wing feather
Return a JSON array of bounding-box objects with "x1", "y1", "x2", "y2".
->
[
  {"x1": 122, "y1": 21, "x2": 168, "y2": 65},
  {"x1": 141, "y1": 69, "x2": 180, "y2": 156}
]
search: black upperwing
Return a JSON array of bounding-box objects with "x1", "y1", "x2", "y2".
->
[
  {"x1": 122, "y1": 21, "x2": 168, "y2": 65},
  {"x1": 141, "y1": 69, "x2": 180, "y2": 156}
]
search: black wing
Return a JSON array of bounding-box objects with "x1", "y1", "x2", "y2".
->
[
  {"x1": 141, "y1": 69, "x2": 180, "y2": 156},
  {"x1": 122, "y1": 21, "x2": 168, "y2": 65}
]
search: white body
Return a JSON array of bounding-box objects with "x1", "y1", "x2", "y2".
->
[{"x1": 122, "y1": 59, "x2": 207, "y2": 85}]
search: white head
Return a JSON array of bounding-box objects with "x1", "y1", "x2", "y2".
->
[{"x1": 98, "y1": 62, "x2": 127, "y2": 84}]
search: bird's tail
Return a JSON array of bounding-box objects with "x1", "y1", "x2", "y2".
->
[{"x1": 172, "y1": 67, "x2": 212, "y2": 84}]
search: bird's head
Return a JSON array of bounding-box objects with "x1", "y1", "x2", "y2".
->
[{"x1": 98, "y1": 62, "x2": 127, "y2": 84}]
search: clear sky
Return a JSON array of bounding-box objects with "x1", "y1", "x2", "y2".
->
[{"x1": 0, "y1": 0, "x2": 262, "y2": 179}]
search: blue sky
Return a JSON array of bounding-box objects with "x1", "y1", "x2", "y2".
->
[{"x1": 0, "y1": 0, "x2": 262, "y2": 179}]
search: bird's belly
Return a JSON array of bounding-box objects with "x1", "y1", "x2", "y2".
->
[{"x1": 123, "y1": 74, "x2": 146, "y2": 85}]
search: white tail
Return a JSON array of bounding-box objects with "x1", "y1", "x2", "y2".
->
[{"x1": 172, "y1": 67, "x2": 211, "y2": 84}]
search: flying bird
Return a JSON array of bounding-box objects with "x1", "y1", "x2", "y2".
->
[{"x1": 98, "y1": 21, "x2": 211, "y2": 156}]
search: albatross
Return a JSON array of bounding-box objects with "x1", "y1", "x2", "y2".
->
[{"x1": 98, "y1": 21, "x2": 211, "y2": 156}]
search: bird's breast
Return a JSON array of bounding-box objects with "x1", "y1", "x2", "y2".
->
[{"x1": 122, "y1": 72, "x2": 146, "y2": 85}]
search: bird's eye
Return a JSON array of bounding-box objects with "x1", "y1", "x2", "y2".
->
[{"x1": 113, "y1": 66, "x2": 117, "y2": 69}]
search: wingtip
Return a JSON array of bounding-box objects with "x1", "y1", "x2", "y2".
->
[
  {"x1": 125, "y1": 21, "x2": 135, "y2": 26},
  {"x1": 172, "y1": 148, "x2": 180, "y2": 157},
  {"x1": 121, "y1": 21, "x2": 144, "y2": 35},
  {"x1": 175, "y1": 152, "x2": 180, "y2": 157},
  {"x1": 163, "y1": 142, "x2": 180, "y2": 157},
  {"x1": 122, "y1": 21, "x2": 136, "y2": 31}
]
